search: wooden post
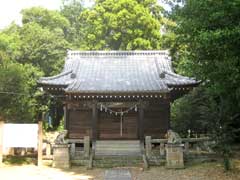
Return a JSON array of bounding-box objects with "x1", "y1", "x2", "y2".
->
[
  {"x1": 145, "y1": 136, "x2": 152, "y2": 158},
  {"x1": 160, "y1": 142, "x2": 165, "y2": 156},
  {"x1": 92, "y1": 101, "x2": 98, "y2": 141},
  {"x1": 38, "y1": 120, "x2": 43, "y2": 166},
  {"x1": 84, "y1": 136, "x2": 90, "y2": 158},
  {"x1": 138, "y1": 101, "x2": 144, "y2": 141},
  {"x1": 0, "y1": 121, "x2": 4, "y2": 167},
  {"x1": 166, "y1": 101, "x2": 171, "y2": 129},
  {"x1": 63, "y1": 105, "x2": 67, "y2": 129}
]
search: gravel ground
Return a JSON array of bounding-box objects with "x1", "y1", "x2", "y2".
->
[{"x1": 0, "y1": 161, "x2": 239, "y2": 180}]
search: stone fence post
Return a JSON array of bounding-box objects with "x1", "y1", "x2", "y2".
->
[
  {"x1": 70, "y1": 143, "x2": 75, "y2": 158},
  {"x1": 84, "y1": 136, "x2": 90, "y2": 158},
  {"x1": 160, "y1": 142, "x2": 165, "y2": 156},
  {"x1": 184, "y1": 141, "x2": 189, "y2": 155},
  {"x1": 145, "y1": 136, "x2": 152, "y2": 158}
]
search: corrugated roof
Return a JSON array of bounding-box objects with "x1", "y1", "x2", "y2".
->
[{"x1": 38, "y1": 50, "x2": 199, "y2": 94}]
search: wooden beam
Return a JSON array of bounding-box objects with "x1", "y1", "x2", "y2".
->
[
  {"x1": 0, "y1": 120, "x2": 3, "y2": 167},
  {"x1": 91, "y1": 101, "x2": 98, "y2": 141},
  {"x1": 38, "y1": 120, "x2": 43, "y2": 166}
]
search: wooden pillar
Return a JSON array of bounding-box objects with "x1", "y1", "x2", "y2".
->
[
  {"x1": 38, "y1": 120, "x2": 43, "y2": 166},
  {"x1": 63, "y1": 104, "x2": 69, "y2": 130},
  {"x1": 0, "y1": 120, "x2": 3, "y2": 167},
  {"x1": 138, "y1": 101, "x2": 144, "y2": 141},
  {"x1": 166, "y1": 100, "x2": 171, "y2": 130},
  {"x1": 92, "y1": 101, "x2": 98, "y2": 141}
]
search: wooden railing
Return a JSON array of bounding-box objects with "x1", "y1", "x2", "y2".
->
[{"x1": 145, "y1": 136, "x2": 212, "y2": 158}]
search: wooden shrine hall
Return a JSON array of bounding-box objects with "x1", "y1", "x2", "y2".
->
[{"x1": 38, "y1": 50, "x2": 199, "y2": 142}]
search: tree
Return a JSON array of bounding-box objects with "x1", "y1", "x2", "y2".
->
[
  {"x1": 0, "y1": 23, "x2": 21, "y2": 62},
  {"x1": 21, "y1": 7, "x2": 71, "y2": 38},
  {"x1": 60, "y1": 0, "x2": 85, "y2": 47},
  {"x1": 168, "y1": 0, "x2": 240, "y2": 170},
  {"x1": 79, "y1": 0, "x2": 164, "y2": 50},
  {"x1": 0, "y1": 60, "x2": 43, "y2": 123},
  {"x1": 18, "y1": 22, "x2": 70, "y2": 76}
]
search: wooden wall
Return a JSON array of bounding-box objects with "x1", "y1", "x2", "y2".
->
[
  {"x1": 66, "y1": 100, "x2": 170, "y2": 139},
  {"x1": 68, "y1": 109, "x2": 92, "y2": 139},
  {"x1": 143, "y1": 101, "x2": 169, "y2": 138}
]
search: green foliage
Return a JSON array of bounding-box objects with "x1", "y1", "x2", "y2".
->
[
  {"x1": 18, "y1": 22, "x2": 70, "y2": 76},
  {"x1": 60, "y1": 0, "x2": 85, "y2": 47},
  {"x1": 171, "y1": 88, "x2": 214, "y2": 136},
  {"x1": 168, "y1": 0, "x2": 240, "y2": 170},
  {"x1": 0, "y1": 24, "x2": 21, "y2": 62},
  {"x1": 3, "y1": 156, "x2": 35, "y2": 165},
  {"x1": 0, "y1": 61, "x2": 43, "y2": 123},
  {"x1": 21, "y1": 7, "x2": 70, "y2": 35},
  {"x1": 79, "y1": 0, "x2": 163, "y2": 50}
]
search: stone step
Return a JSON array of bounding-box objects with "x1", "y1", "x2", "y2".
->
[
  {"x1": 96, "y1": 146, "x2": 140, "y2": 150},
  {"x1": 95, "y1": 140, "x2": 141, "y2": 157},
  {"x1": 96, "y1": 143, "x2": 140, "y2": 146},
  {"x1": 95, "y1": 151, "x2": 141, "y2": 156},
  {"x1": 96, "y1": 140, "x2": 140, "y2": 144}
]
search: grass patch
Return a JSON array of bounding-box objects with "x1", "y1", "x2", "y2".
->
[{"x1": 3, "y1": 155, "x2": 36, "y2": 165}]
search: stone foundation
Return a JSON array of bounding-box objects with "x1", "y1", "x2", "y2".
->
[
  {"x1": 53, "y1": 144, "x2": 70, "y2": 168},
  {"x1": 166, "y1": 144, "x2": 184, "y2": 169}
]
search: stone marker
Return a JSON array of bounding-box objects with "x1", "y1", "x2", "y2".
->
[{"x1": 104, "y1": 169, "x2": 132, "y2": 180}]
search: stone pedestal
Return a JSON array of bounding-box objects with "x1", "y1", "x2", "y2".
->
[
  {"x1": 166, "y1": 144, "x2": 184, "y2": 169},
  {"x1": 53, "y1": 144, "x2": 70, "y2": 168}
]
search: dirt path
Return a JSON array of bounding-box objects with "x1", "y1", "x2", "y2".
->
[{"x1": 0, "y1": 162, "x2": 239, "y2": 180}]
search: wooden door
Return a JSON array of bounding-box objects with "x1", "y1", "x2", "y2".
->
[{"x1": 99, "y1": 110, "x2": 137, "y2": 140}]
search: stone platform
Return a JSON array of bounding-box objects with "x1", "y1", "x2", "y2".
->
[
  {"x1": 166, "y1": 144, "x2": 184, "y2": 169},
  {"x1": 52, "y1": 144, "x2": 70, "y2": 169}
]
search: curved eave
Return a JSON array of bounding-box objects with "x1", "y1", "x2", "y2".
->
[
  {"x1": 37, "y1": 70, "x2": 73, "y2": 86},
  {"x1": 167, "y1": 80, "x2": 201, "y2": 88},
  {"x1": 163, "y1": 71, "x2": 200, "y2": 87}
]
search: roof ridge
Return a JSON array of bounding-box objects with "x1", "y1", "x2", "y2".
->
[{"x1": 67, "y1": 50, "x2": 169, "y2": 58}]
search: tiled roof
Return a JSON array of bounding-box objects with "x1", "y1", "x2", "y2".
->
[{"x1": 38, "y1": 50, "x2": 199, "y2": 94}]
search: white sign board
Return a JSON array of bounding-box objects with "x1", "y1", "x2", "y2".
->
[{"x1": 3, "y1": 124, "x2": 38, "y2": 148}]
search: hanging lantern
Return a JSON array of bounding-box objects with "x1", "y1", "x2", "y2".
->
[
  {"x1": 105, "y1": 107, "x2": 107, "y2": 112},
  {"x1": 121, "y1": 112, "x2": 124, "y2": 116},
  {"x1": 115, "y1": 112, "x2": 118, "y2": 116},
  {"x1": 100, "y1": 104, "x2": 103, "y2": 111}
]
